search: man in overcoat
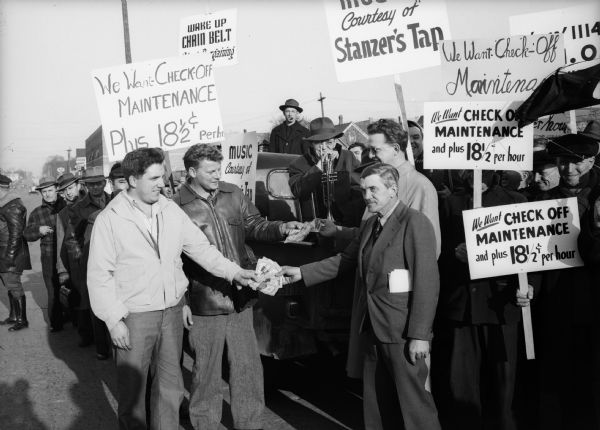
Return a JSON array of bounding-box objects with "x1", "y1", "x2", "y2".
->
[
  {"x1": 268, "y1": 98, "x2": 310, "y2": 154},
  {"x1": 288, "y1": 116, "x2": 362, "y2": 226},
  {"x1": 64, "y1": 166, "x2": 111, "y2": 355},
  {"x1": 0, "y1": 174, "x2": 31, "y2": 331}
]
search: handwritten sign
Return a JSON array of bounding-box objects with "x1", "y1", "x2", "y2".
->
[
  {"x1": 324, "y1": 0, "x2": 451, "y2": 82},
  {"x1": 533, "y1": 113, "x2": 571, "y2": 138},
  {"x1": 423, "y1": 101, "x2": 533, "y2": 170},
  {"x1": 91, "y1": 54, "x2": 224, "y2": 162},
  {"x1": 510, "y1": 5, "x2": 600, "y2": 68},
  {"x1": 440, "y1": 34, "x2": 564, "y2": 100},
  {"x1": 221, "y1": 133, "x2": 258, "y2": 203},
  {"x1": 463, "y1": 198, "x2": 583, "y2": 279},
  {"x1": 179, "y1": 9, "x2": 237, "y2": 67}
]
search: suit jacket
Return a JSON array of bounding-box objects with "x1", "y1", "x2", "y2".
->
[
  {"x1": 269, "y1": 121, "x2": 310, "y2": 155},
  {"x1": 301, "y1": 201, "x2": 439, "y2": 351}
]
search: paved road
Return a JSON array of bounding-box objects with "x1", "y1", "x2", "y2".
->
[{"x1": 0, "y1": 190, "x2": 364, "y2": 430}]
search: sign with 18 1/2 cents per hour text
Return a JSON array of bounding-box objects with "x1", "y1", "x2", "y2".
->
[
  {"x1": 91, "y1": 53, "x2": 224, "y2": 162},
  {"x1": 423, "y1": 101, "x2": 533, "y2": 171}
]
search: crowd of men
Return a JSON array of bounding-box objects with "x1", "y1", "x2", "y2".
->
[{"x1": 0, "y1": 96, "x2": 599, "y2": 430}]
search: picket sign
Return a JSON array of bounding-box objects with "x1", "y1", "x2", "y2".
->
[{"x1": 472, "y1": 169, "x2": 535, "y2": 360}]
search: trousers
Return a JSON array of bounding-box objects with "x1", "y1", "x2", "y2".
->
[
  {"x1": 0, "y1": 271, "x2": 24, "y2": 297},
  {"x1": 41, "y1": 251, "x2": 63, "y2": 328},
  {"x1": 115, "y1": 302, "x2": 184, "y2": 430},
  {"x1": 362, "y1": 329, "x2": 440, "y2": 430},
  {"x1": 188, "y1": 307, "x2": 264, "y2": 430}
]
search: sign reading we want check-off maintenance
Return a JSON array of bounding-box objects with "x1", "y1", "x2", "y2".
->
[{"x1": 91, "y1": 53, "x2": 224, "y2": 162}]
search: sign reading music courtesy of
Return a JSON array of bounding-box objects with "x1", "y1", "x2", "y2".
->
[
  {"x1": 462, "y1": 198, "x2": 584, "y2": 280},
  {"x1": 423, "y1": 101, "x2": 533, "y2": 170},
  {"x1": 91, "y1": 53, "x2": 224, "y2": 162}
]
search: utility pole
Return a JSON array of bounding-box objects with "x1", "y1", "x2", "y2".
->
[
  {"x1": 318, "y1": 92, "x2": 326, "y2": 118},
  {"x1": 66, "y1": 148, "x2": 72, "y2": 173},
  {"x1": 121, "y1": 0, "x2": 132, "y2": 64}
]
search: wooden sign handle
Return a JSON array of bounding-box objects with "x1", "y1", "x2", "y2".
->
[{"x1": 518, "y1": 272, "x2": 535, "y2": 360}]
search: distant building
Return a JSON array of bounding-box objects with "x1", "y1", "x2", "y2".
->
[{"x1": 333, "y1": 116, "x2": 370, "y2": 149}]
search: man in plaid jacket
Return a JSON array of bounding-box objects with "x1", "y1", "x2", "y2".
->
[{"x1": 24, "y1": 176, "x2": 66, "y2": 332}]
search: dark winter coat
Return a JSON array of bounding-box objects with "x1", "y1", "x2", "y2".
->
[{"x1": 0, "y1": 192, "x2": 31, "y2": 273}]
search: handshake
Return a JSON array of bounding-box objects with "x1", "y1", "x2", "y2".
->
[{"x1": 243, "y1": 258, "x2": 303, "y2": 296}]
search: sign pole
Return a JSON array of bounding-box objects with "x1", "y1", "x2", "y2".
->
[
  {"x1": 394, "y1": 82, "x2": 415, "y2": 165},
  {"x1": 518, "y1": 272, "x2": 535, "y2": 359},
  {"x1": 473, "y1": 169, "x2": 482, "y2": 209}
]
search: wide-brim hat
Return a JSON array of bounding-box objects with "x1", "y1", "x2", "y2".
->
[
  {"x1": 57, "y1": 173, "x2": 79, "y2": 191},
  {"x1": 36, "y1": 176, "x2": 57, "y2": 190},
  {"x1": 82, "y1": 166, "x2": 106, "y2": 183},
  {"x1": 304, "y1": 117, "x2": 344, "y2": 142},
  {"x1": 579, "y1": 120, "x2": 600, "y2": 141},
  {"x1": 547, "y1": 133, "x2": 599, "y2": 160},
  {"x1": 279, "y1": 98, "x2": 303, "y2": 113}
]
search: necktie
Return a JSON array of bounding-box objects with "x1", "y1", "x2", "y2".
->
[{"x1": 371, "y1": 218, "x2": 383, "y2": 244}]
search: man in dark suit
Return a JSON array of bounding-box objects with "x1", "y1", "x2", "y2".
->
[
  {"x1": 280, "y1": 163, "x2": 441, "y2": 430},
  {"x1": 268, "y1": 98, "x2": 310, "y2": 154}
]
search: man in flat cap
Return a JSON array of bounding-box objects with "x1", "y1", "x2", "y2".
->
[
  {"x1": 0, "y1": 174, "x2": 31, "y2": 331},
  {"x1": 288, "y1": 116, "x2": 362, "y2": 226},
  {"x1": 64, "y1": 166, "x2": 111, "y2": 357},
  {"x1": 520, "y1": 149, "x2": 560, "y2": 201},
  {"x1": 268, "y1": 98, "x2": 310, "y2": 155},
  {"x1": 536, "y1": 132, "x2": 599, "y2": 429},
  {"x1": 24, "y1": 176, "x2": 67, "y2": 331},
  {"x1": 55, "y1": 173, "x2": 86, "y2": 325}
]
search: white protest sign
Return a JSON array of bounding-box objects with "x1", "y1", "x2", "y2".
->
[
  {"x1": 510, "y1": 5, "x2": 600, "y2": 68},
  {"x1": 221, "y1": 133, "x2": 258, "y2": 203},
  {"x1": 180, "y1": 9, "x2": 237, "y2": 67},
  {"x1": 533, "y1": 113, "x2": 571, "y2": 138},
  {"x1": 91, "y1": 54, "x2": 224, "y2": 162},
  {"x1": 440, "y1": 34, "x2": 564, "y2": 101},
  {"x1": 462, "y1": 198, "x2": 584, "y2": 279},
  {"x1": 324, "y1": 0, "x2": 451, "y2": 82},
  {"x1": 423, "y1": 101, "x2": 533, "y2": 170}
]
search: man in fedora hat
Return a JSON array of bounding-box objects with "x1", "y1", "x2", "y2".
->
[
  {"x1": 268, "y1": 98, "x2": 310, "y2": 155},
  {"x1": 64, "y1": 165, "x2": 112, "y2": 356},
  {"x1": 24, "y1": 176, "x2": 67, "y2": 331},
  {"x1": 288, "y1": 116, "x2": 362, "y2": 226},
  {"x1": 0, "y1": 174, "x2": 31, "y2": 331}
]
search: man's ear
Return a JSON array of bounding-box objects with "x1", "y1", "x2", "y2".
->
[{"x1": 127, "y1": 175, "x2": 137, "y2": 189}]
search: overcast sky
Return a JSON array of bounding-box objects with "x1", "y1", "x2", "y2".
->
[{"x1": 0, "y1": 0, "x2": 596, "y2": 175}]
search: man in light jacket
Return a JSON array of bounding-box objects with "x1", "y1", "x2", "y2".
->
[{"x1": 87, "y1": 148, "x2": 258, "y2": 430}]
